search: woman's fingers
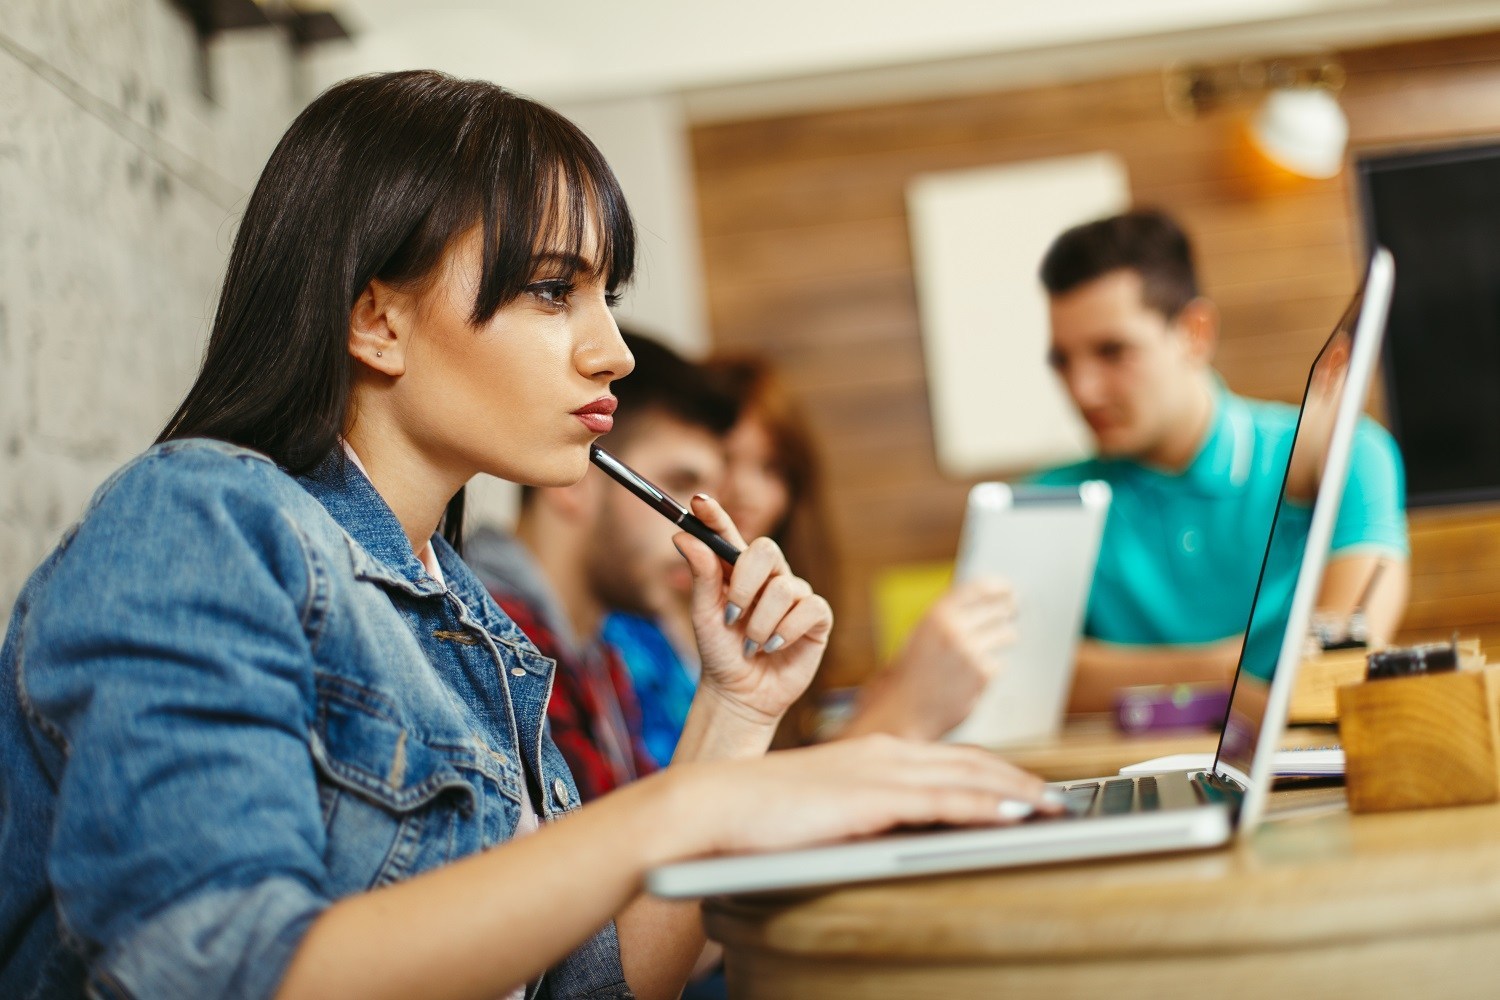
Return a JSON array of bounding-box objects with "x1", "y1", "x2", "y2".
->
[
  {"x1": 768, "y1": 593, "x2": 833, "y2": 651},
  {"x1": 723, "y1": 536, "x2": 789, "y2": 622},
  {"x1": 680, "y1": 498, "x2": 816, "y2": 644},
  {"x1": 673, "y1": 531, "x2": 725, "y2": 620},
  {"x1": 856, "y1": 738, "x2": 1058, "y2": 811},
  {"x1": 951, "y1": 575, "x2": 1014, "y2": 606},
  {"x1": 740, "y1": 573, "x2": 812, "y2": 650},
  {"x1": 687, "y1": 492, "x2": 749, "y2": 553},
  {"x1": 829, "y1": 744, "x2": 1061, "y2": 836},
  {"x1": 904, "y1": 754, "x2": 1051, "y2": 808},
  {"x1": 950, "y1": 577, "x2": 1017, "y2": 622},
  {"x1": 885, "y1": 740, "x2": 1047, "y2": 791},
  {"x1": 700, "y1": 738, "x2": 1062, "y2": 856}
]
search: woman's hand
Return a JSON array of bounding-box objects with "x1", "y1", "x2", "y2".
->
[
  {"x1": 673, "y1": 494, "x2": 831, "y2": 728},
  {"x1": 655, "y1": 735, "x2": 1062, "y2": 859},
  {"x1": 844, "y1": 577, "x2": 1017, "y2": 741}
]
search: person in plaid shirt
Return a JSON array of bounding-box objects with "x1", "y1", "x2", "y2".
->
[
  {"x1": 468, "y1": 332, "x2": 738, "y2": 801},
  {"x1": 480, "y1": 535, "x2": 657, "y2": 801}
]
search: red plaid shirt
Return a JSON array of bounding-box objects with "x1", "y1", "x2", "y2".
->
[{"x1": 494, "y1": 592, "x2": 657, "y2": 802}]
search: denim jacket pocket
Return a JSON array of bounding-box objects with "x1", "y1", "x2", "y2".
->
[{"x1": 309, "y1": 677, "x2": 480, "y2": 895}]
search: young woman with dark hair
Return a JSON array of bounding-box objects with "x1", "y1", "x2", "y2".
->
[{"x1": 0, "y1": 71, "x2": 1056, "y2": 1000}]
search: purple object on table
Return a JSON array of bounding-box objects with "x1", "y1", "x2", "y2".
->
[{"x1": 1114, "y1": 683, "x2": 1232, "y2": 734}]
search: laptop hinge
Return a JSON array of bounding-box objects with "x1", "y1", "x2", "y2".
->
[{"x1": 1191, "y1": 770, "x2": 1245, "y2": 817}]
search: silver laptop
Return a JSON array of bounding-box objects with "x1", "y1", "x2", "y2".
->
[{"x1": 648, "y1": 248, "x2": 1395, "y2": 899}]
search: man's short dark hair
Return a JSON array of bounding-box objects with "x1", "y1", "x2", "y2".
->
[
  {"x1": 1039, "y1": 209, "x2": 1200, "y2": 320},
  {"x1": 609, "y1": 329, "x2": 738, "y2": 448}
]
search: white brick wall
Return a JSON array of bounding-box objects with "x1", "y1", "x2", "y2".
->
[{"x1": 1, "y1": 1, "x2": 302, "y2": 616}]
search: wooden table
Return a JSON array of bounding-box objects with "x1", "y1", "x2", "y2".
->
[{"x1": 705, "y1": 720, "x2": 1500, "y2": 999}]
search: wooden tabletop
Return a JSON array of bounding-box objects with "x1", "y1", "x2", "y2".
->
[{"x1": 705, "y1": 720, "x2": 1500, "y2": 999}]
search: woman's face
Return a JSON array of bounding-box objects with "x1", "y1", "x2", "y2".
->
[
  {"x1": 721, "y1": 410, "x2": 792, "y2": 541},
  {"x1": 378, "y1": 224, "x2": 634, "y2": 488}
]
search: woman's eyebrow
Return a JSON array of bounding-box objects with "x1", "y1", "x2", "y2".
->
[{"x1": 530, "y1": 251, "x2": 600, "y2": 275}]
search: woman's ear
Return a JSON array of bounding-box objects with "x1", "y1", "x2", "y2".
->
[{"x1": 349, "y1": 280, "x2": 410, "y2": 376}]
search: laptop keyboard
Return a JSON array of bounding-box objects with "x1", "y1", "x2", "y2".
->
[
  {"x1": 1138, "y1": 775, "x2": 1160, "y2": 811},
  {"x1": 1057, "y1": 776, "x2": 1160, "y2": 818}
]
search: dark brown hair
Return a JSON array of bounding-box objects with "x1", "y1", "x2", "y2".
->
[
  {"x1": 610, "y1": 331, "x2": 739, "y2": 448},
  {"x1": 1039, "y1": 208, "x2": 1199, "y2": 319},
  {"x1": 160, "y1": 70, "x2": 636, "y2": 552}
]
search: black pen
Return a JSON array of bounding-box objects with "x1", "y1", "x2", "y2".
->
[{"x1": 589, "y1": 444, "x2": 741, "y2": 565}]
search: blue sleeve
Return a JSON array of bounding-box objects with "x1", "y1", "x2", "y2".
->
[
  {"x1": 18, "y1": 450, "x2": 330, "y2": 1000},
  {"x1": 603, "y1": 615, "x2": 693, "y2": 767},
  {"x1": 1330, "y1": 418, "x2": 1409, "y2": 557}
]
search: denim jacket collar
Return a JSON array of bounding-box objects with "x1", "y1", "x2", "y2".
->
[
  {"x1": 296, "y1": 450, "x2": 447, "y2": 599},
  {"x1": 297, "y1": 450, "x2": 542, "y2": 656},
  {"x1": 432, "y1": 539, "x2": 542, "y2": 656}
]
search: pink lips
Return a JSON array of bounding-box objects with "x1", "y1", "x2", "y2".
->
[{"x1": 572, "y1": 396, "x2": 617, "y2": 434}]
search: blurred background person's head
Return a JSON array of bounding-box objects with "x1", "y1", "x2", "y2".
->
[
  {"x1": 705, "y1": 358, "x2": 832, "y2": 585},
  {"x1": 1041, "y1": 209, "x2": 1219, "y2": 469}
]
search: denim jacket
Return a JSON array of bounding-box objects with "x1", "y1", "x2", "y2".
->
[{"x1": 0, "y1": 439, "x2": 634, "y2": 1000}]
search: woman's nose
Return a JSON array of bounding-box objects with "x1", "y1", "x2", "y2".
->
[{"x1": 577, "y1": 311, "x2": 634, "y2": 382}]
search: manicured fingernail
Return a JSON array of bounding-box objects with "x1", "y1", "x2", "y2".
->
[
  {"x1": 672, "y1": 541, "x2": 686, "y2": 560},
  {"x1": 724, "y1": 603, "x2": 742, "y2": 626},
  {"x1": 997, "y1": 799, "x2": 1037, "y2": 821},
  {"x1": 763, "y1": 634, "x2": 785, "y2": 653},
  {"x1": 743, "y1": 638, "x2": 759, "y2": 657},
  {"x1": 1042, "y1": 788, "x2": 1067, "y2": 808},
  {"x1": 694, "y1": 492, "x2": 712, "y2": 503}
]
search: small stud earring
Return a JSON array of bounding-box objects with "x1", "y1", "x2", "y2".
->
[{"x1": 375, "y1": 351, "x2": 383, "y2": 357}]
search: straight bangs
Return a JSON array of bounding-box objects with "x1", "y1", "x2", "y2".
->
[{"x1": 456, "y1": 96, "x2": 636, "y2": 324}]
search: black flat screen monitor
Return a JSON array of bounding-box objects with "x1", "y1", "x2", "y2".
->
[{"x1": 1358, "y1": 142, "x2": 1500, "y2": 506}]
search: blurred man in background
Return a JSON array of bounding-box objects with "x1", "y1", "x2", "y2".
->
[{"x1": 1032, "y1": 209, "x2": 1409, "y2": 712}]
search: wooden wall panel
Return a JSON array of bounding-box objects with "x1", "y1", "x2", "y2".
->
[{"x1": 691, "y1": 31, "x2": 1500, "y2": 684}]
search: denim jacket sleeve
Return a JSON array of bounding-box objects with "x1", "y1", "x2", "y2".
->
[{"x1": 17, "y1": 447, "x2": 331, "y2": 999}]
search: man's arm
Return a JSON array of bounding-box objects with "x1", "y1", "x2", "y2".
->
[
  {"x1": 1318, "y1": 419, "x2": 1409, "y2": 644},
  {"x1": 1067, "y1": 553, "x2": 1409, "y2": 714},
  {"x1": 1067, "y1": 636, "x2": 1244, "y2": 714},
  {"x1": 1316, "y1": 552, "x2": 1410, "y2": 646}
]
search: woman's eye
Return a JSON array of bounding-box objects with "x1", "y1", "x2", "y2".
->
[
  {"x1": 528, "y1": 280, "x2": 573, "y2": 306},
  {"x1": 604, "y1": 291, "x2": 622, "y2": 308}
]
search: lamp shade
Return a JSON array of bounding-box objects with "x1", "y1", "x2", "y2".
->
[{"x1": 1250, "y1": 87, "x2": 1349, "y2": 179}]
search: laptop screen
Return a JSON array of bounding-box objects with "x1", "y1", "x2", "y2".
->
[{"x1": 1212, "y1": 263, "x2": 1384, "y2": 787}]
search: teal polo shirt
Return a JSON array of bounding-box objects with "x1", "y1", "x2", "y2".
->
[{"x1": 1030, "y1": 383, "x2": 1408, "y2": 651}]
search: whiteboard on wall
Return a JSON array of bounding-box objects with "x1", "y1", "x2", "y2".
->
[{"x1": 907, "y1": 153, "x2": 1130, "y2": 477}]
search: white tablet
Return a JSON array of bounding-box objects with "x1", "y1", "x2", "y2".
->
[{"x1": 944, "y1": 481, "x2": 1110, "y2": 748}]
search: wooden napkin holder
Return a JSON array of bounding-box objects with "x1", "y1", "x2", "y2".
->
[{"x1": 1337, "y1": 662, "x2": 1500, "y2": 814}]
